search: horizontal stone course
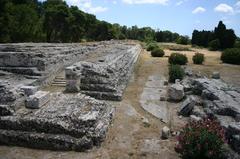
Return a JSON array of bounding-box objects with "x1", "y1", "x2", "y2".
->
[{"x1": 0, "y1": 93, "x2": 115, "y2": 151}]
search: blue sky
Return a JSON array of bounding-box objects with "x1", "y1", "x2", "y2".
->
[{"x1": 41, "y1": 0, "x2": 240, "y2": 37}]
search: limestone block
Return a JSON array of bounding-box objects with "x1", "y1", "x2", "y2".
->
[
  {"x1": 65, "y1": 66, "x2": 81, "y2": 93},
  {"x1": 179, "y1": 96, "x2": 196, "y2": 116},
  {"x1": 20, "y1": 86, "x2": 38, "y2": 96},
  {"x1": 169, "y1": 83, "x2": 185, "y2": 101},
  {"x1": 212, "y1": 71, "x2": 220, "y2": 79},
  {"x1": 26, "y1": 91, "x2": 50, "y2": 109},
  {"x1": 161, "y1": 126, "x2": 170, "y2": 139}
]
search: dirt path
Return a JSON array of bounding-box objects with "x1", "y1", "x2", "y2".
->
[{"x1": 0, "y1": 50, "x2": 185, "y2": 159}]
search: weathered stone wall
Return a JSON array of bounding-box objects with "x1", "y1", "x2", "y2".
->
[{"x1": 65, "y1": 43, "x2": 141, "y2": 100}]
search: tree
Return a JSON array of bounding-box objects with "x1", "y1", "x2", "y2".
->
[{"x1": 214, "y1": 21, "x2": 236, "y2": 49}]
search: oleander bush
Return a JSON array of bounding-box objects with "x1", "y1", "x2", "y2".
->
[
  {"x1": 221, "y1": 48, "x2": 240, "y2": 65},
  {"x1": 192, "y1": 53, "x2": 204, "y2": 64},
  {"x1": 175, "y1": 118, "x2": 225, "y2": 159},
  {"x1": 168, "y1": 64, "x2": 184, "y2": 83},
  {"x1": 151, "y1": 48, "x2": 165, "y2": 57},
  {"x1": 168, "y1": 53, "x2": 188, "y2": 65}
]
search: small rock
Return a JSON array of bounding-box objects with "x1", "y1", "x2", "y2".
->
[
  {"x1": 142, "y1": 117, "x2": 150, "y2": 127},
  {"x1": 191, "y1": 106, "x2": 206, "y2": 118},
  {"x1": 196, "y1": 72, "x2": 202, "y2": 78},
  {"x1": 161, "y1": 126, "x2": 170, "y2": 139},
  {"x1": 179, "y1": 96, "x2": 196, "y2": 117},
  {"x1": 163, "y1": 80, "x2": 168, "y2": 86},
  {"x1": 212, "y1": 71, "x2": 220, "y2": 79},
  {"x1": 160, "y1": 96, "x2": 166, "y2": 101},
  {"x1": 190, "y1": 115, "x2": 201, "y2": 122},
  {"x1": 175, "y1": 79, "x2": 180, "y2": 83},
  {"x1": 169, "y1": 83, "x2": 185, "y2": 101},
  {"x1": 172, "y1": 131, "x2": 180, "y2": 136},
  {"x1": 185, "y1": 69, "x2": 193, "y2": 76}
]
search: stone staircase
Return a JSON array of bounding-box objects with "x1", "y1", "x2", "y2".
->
[{"x1": 51, "y1": 75, "x2": 66, "y2": 87}]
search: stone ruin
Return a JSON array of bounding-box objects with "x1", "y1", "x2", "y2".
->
[
  {"x1": 169, "y1": 70, "x2": 240, "y2": 156},
  {"x1": 65, "y1": 44, "x2": 141, "y2": 100},
  {"x1": 0, "y1": 41, "x2": 141, "y2": 151}
]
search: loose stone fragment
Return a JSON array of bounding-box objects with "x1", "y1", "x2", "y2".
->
[
  {"x1": 179, "y1": 96, "x2": 196, "y2": 116},
  {"x1": 25, "y1": 91, "x2": 50, "y2": 109},
  {"x1": 161, "y1": 126, "x2": 170, "y2": 139},
  {"x1": 169, "y1": 83, "x2": 185, "y2": 101},
  {"x1": 212, "y1": 71, "x2": 220, "y2": 79},
  {"x1": 20, "y1": 86, "x2": 38, "y2": 96}
]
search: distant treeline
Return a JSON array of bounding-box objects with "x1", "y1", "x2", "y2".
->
[
  {"x1": 0, "y1": 0, "x2": 184, "y2": 43},
  {"x1": 192, "y1": 21, "x2": 237, "y2": 50}
]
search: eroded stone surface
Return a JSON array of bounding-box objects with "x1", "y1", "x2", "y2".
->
[
  {"x1": 65, "y1": 43, "x2": 141, "y2": 100},
  {"x1": 0, "y1": 93, "x2": 114, "y2": 151},
  {"x1": 140, "y1": 75, "x2": 169, "y2": 123}
]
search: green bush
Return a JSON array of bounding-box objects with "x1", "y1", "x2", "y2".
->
[
  {"x1": 175, "y1": 118, "x2": 225, "y2": 159},
  {"x1": 209, "y1": 39, "x2": 220, "y2": 51},
  {"x1": 221, "y1": 48, "x2": 240, "y2": 65},
  {"x1": 192, "y1": 53, "x2": 204, "y2": 64},
  {"x1": 176, "y1": 36, "x2": 189, "y2": 45},
  {"x1": 168, "y1": 65, "x2": 185, "y2": 83},
  {"x1": 146, "y1": 43, "x2": 158, "y2": 51},
  {"x1": 151, "y1": 48, "x2": 165, "y2": 57},
  {"x1": 168, "y1": 53, "x2": 188, "y2": 65},
  {"x1": 234, "y1": 41, "x2": 240, "y2": 48}
]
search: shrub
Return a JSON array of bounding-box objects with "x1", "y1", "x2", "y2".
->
[
  {"x1": 234, "y1": 41, "x2": 240, "y2": 48},
  {"x1": 168, "y1": 65, "x2": 185, "y2": 83},
  {"x1": 146, "y1": 42, "x2": 158, "y2": 51},
  {"x1": 151, "y1": 48, "x2": 165, "y2": 57},
  {"x1": 221, "y1": 48, "x2": 240, "y2": 65},
  {"x1": 176, "y1": 36, "x2": 189, "y2": 45},
  {"x1": 175, "y1": 118, "x2": 225, "y2": 159},
  {"x1": 209, "y1": 39, "x2": 220, "y2": 51},
  {"x1": 192, "y1": 53, "x2": 204, "y2": 64},
  {"x1": 168, "y1": 53, "x2": 188, "y2": 65}
]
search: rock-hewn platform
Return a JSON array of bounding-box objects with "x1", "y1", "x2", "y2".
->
[
  {"x1": 65, "y1": 43, "x2": 141, "y2": 100},
  {"x1": 0, "y1": 93, "x2": 114, "y2": 151},
  {"x1": 0, "y1": 41, "x2": 141, "y2": 151}
]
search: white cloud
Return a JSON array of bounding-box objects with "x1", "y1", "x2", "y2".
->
[
  {"x1": 214, "y1": 3, "x2": 234, "y2": 14},
  {"x1": 236, "y1": 1, "x2": 240, "y2": 7},
  {"x1": 192, "y1": 7, "x2": 206, "y2": 14},
  {"x1": 65, "y1": 0, "x2": 108, "y2": 14},
  {"x1": 113, "y1": 1, "x2": 117, "y2": 4},
  {"x1": 175, "y1": 0, "x2": 188, "y2": 6},
  {"x1": 176, "y1": 1, "x2": 183, "y2": 6},
  {"x1": 122, "y1": 0, "x2": 169, "y2": 5}
]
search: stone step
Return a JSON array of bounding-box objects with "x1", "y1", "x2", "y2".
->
[
  {"x1": 0, "y1": 66, "x2": 43, "y2": 76},
  {"x1": 0, "y1": 129, "x2": 92, "y2": 151},
  {"x1": 51, "y1": 83, "x2": 66, "y2": 87},
  {"x1": 52, "y1": 80, "x2": 66, "y2": 83},
  {"x1": 55, "y1": 76, "x2": 65, "y2": 80}
]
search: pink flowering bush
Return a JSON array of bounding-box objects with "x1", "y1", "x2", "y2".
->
[{"x1": 175, "y1": 118, "x2": 225, "y2": 159}]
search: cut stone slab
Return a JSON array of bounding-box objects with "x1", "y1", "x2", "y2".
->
[
  {"x1": 25, "y1": 91, "x2": 50, "y2": 109},
  {"x1": 20, "y1": 86, "x2": 38, "y2": 96},
  {"x1": 179, "y1": 96, "x2": 196, "y2": 117},
  {"x1": 140, "y1": 75, "x2": 169, "y2": 123},
  {"x1": 169, "y1": 83, "x2": 185, "y2": 101}
]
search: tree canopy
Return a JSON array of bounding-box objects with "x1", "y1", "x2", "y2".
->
[
  {"x1": 191, "y1": 21, "x2": 237, "y2": 49},
  {"x1": 0, "y1": 0, "x2": 181, "y2": 43}
]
